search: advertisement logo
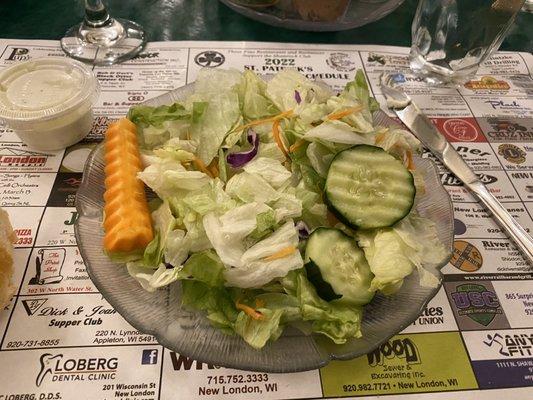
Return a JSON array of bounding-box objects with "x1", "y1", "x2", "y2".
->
[
  {"x1": 451, "y1": 284, "x2": 502, "y2": 326},
  {"x1": 454, "y1": 218, "x2": 467, "y2": 235},
  {"x1": 6, "y1": 47, "x2": 30, "y2": 61},
  {"x1": 498, "y1": 144, "x2": 526, "y2": 164},
  {"x1": 141, "y1": 349, "x2": 158, "y2": 365},
  {"x1": 21, "y1": 298, "x2": 48, "y2": 316},
  {"x1": 450, "y1": 240, "x2": 483, "y2": 272},
  {"x1": 484, "y1": 99, "x2": 520, "y2": 110},
  {"x1": 28, "y1": 248, "x2": 66, "y2": 285},
  {"x1": 366, "y1": 53, "x2": 409, "y2": 68},
  {"x1": 464, "y1": 76, "x2": 510, "y2": 91},
  {"x1": 483, "y1": 332, "x2": 533, "y2": 357},
  {"x1": 36, "y1": 353, "x2": 118, "y2": 386},
  {"x1": 36, "y1": 354, "x2": 63, "y2": 386},
  {"x1": 485, "y1": 118, "x2": 532, "y2": 141},
  {"x1": 367, "y1": 338, "x2": 421, "y2": 367},
  {"x1": 441, "y1": 172, "x2": 497, "y2": 187},
  {"x1": 388, "y1": 72, "x2": 423, "y2": 84},
  {"x1": 169, "y1": 352, "x2": 218, "y2": 370},
  {"x1": 134, "y1": 52, "x2": 160, "y2": 59},
  {"x1": 0, "y1": 147, "x2": 48, "y2": 167},
  {"x1": 488, "y1": 118, "x2": 527, "y2": 133},
  {"x1": 194, "y1": 51, "x2": 225, "y2": 68},
  {"x1": 367, "y1": 53, "x2": 386, "y2": 65},
  {"x1": 442, "y1": 119, "x2": 479, "y2": 142},
  {"x1": 326, "y1": 52, "x2": 356, "y2": 72}
]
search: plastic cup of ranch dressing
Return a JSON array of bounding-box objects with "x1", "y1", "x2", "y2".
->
[{"x1": 0, "y1": 57, "x2": 99, "y2": 151}]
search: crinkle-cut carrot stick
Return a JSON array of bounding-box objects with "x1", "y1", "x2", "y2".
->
[{"x1": 103, "y1": 118, "x2": 153, "y2": 254}]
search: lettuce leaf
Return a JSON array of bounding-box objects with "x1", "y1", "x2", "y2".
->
[
  {"x1": 138, "y1": 158, "x2": 210, "y2": 199},
  {"x1": 164, "y1": 229, "x2": 189, "y2": 267},
  {"x1": 256, "y1": 142, "x2": 286, "y2": 162},
  {"x1": 225, "y1": 171, "x2": 280, "y2": 204},
  {"x1": 238, "y1": 70, "x2": 279, "y2": 120},
  {"x1": 128, "y1": 102, "x2": 190, "y2": 128},
  {"x1": 143, "y1": 201, "x2": 176, "y2": 267},
  {"x1": 202, "y1": 202, "x2": 271, "y2": 268},
  {"x1": 249, "y1": 209, "x2": 278, "y2": 241},
  {"x1": 272, "y1": 191, "x2": 302, "y2": 223},
  {"x1": 344, "y1": 70, "x2": 380, "y2": 113},
  {"x1": 193, "y1": 68, "x2": 242, "y2": 97},
  {"x1": 266, "y1": 69, "x2": 332, "y2": 111},
  {"x1": 357, "y1": 214, "x2": 448, "y2": 294},
  {"x1": 224, "y1": 221, "x2": 303, "y2": 288},
  {"x1": 243, "y1": 157, "x2": 292, "y2": 189},
  {"x1": 234, "y1": 309, "x2": 284, "y2": 349},
  {"x1": 190, "y1": 69, "x2": 242, "y2": 164},
  {"x1": 181, "y1": 280, "x2": 239, "y2": 334},
  {"x1": 126, "y1": 262, "x2": 181, "y2": 292},
  {"x1": 306, "y1": 142, "x2": 334, "y2": 178},
  {"x1": 182, "y1": 282, "x2": 296, "y2": 348},
  {"x1": 180, "y1": 250, "x2": 225, "y2": 287},
  {"x1": 304, "y1": 120, "x2": 373, "y2": 145},
  {"x1": 374, "y1": 128, "x2": 421, "y2": 169},
  {"x1": 282, "y1": 270, "x2": 363, "y2": 344},
  {"x1": 180, "y1": 179, "x2": 237, "y2": 216}
]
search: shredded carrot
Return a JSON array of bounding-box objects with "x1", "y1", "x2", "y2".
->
[
  {"x1": 288, "y1": 139, "x2": 306, "y2": 153},
  {"x1": 208, "y1": 164, "x2": 219, "y2": 178},
  {"x1": 326, "y1": 105, "x2": 364, "y2": 121},
  {"x1": 263, "y1": 245, "x2": 297, "y2": 261},
  {"x1": 207, "y1": 158, "x2": 219, "y2": 178},
  {"x1": 236, "y1": 300, "x2": 264, "y2": 320},
  {"x1": 272, "y1": 119, "x2": 289, "y2": 158},
  {"x1": 255, "y1": 299, "x2": 266, "y2": 308},
  {"x1": 193, "y1": 157, "x2": 213, "y2": 178},
  {"x1": 406, "y1": 149, "x2": 415, "y2": 171},
  {"x1": 234, "y1": 110, "x2": 294, "y2": 132},
  {"x1": 375, "y1": 131, "x2": 387, "y2": 145}
]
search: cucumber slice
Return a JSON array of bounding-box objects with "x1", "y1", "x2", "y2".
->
[
  {"x1": 325, "y1": 145, "x2": 415, "y2": 229},
  {"x1": 305, "y1": 261, "x2": 342, "y2": 302},
  {"x1": 305, "y1": 228, "x2": 374, "y2": 305}
]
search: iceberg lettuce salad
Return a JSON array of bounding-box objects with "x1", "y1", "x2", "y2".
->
[{"x1": 114, "y1": 69, "x2": 448, "y2": 349}]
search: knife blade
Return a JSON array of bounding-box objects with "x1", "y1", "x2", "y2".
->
[{"x1": 380, "y1": 74, "x2": 533, "y2": 266}]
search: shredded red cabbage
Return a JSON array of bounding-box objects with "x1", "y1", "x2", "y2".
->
[
  {"x1": 226, "y1": 130, "x2": 259, "y2": 168},
  {"x1": 295, "y1": 221, "x2": 310, "y2": 239},
  {"x1": 294, "y1": 90, "x2": 302, "y2": 105}
]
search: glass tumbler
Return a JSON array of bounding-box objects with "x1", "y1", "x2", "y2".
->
[{"x1": 410, "y1": 0, "x2": 525, "y2": 84}]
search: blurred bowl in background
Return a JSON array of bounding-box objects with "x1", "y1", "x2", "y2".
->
[{"x1": 219, "y1": 0, "x2": 405, "y2": 31}]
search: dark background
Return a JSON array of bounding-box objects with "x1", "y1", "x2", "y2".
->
[{"x1": 0, "y1": 0, "x2": 531, "y2": 51}]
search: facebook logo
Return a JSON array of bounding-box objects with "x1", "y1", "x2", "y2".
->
[{"x1": 141, "y1": 349, "x2": 158, "y2": 365}]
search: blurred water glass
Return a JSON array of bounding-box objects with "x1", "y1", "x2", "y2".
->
[{"x1": 410, "y1": 0, "x2": 525, "y2": 85}]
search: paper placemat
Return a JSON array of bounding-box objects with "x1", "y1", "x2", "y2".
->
[{"x1": 0, "y1": 39, "x2": 532, "y2": 400}]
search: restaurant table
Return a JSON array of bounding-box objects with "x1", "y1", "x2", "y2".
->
[
  {"x1": 0, "y1": 0, "x2": 531, "y2": 51},
  {"x1": 0, "y1": 1, "x2": 533, "y2": 400}
]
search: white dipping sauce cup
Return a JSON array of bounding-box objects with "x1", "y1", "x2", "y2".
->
[{"x1": 0, "y1": 57, "x2": 100, "y2": 151}]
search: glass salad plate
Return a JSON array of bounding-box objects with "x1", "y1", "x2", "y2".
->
[{"x1": 75, "y1": 81, "x2": 454, "y2": 373}]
